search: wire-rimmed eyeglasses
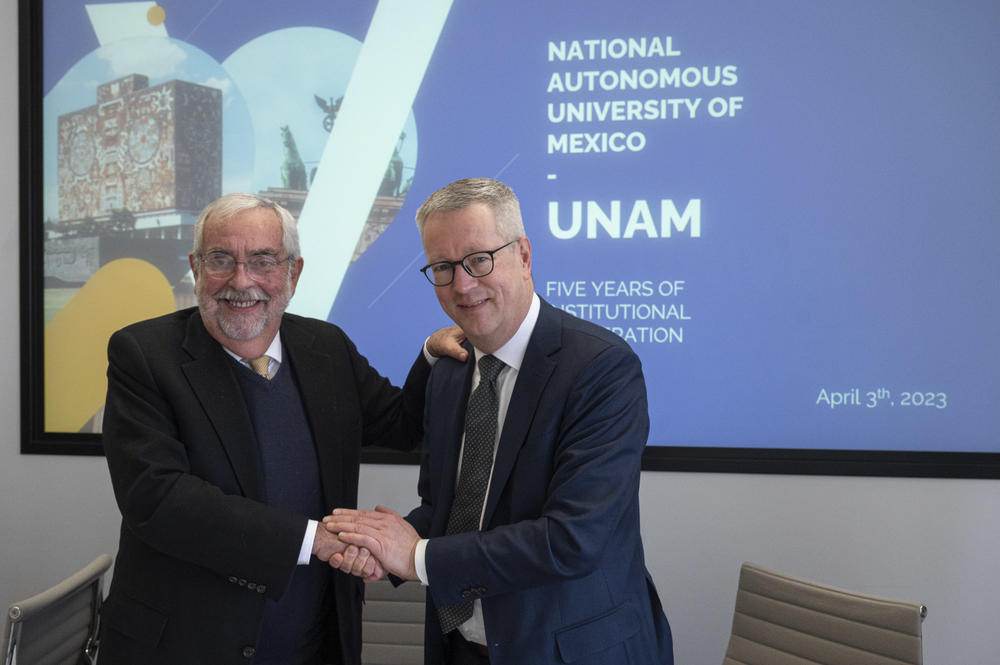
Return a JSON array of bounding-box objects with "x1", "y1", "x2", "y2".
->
[
  {"x1": 419, "y1": 241, "x2": 516, "y2": 286},
  {"x1": 198, "y1": 251, "x2": 293, "y2": 280}
]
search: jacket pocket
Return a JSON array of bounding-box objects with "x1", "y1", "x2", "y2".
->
[
  {"x1": 554, "y1": 600, "x2": 640, "y2": 663},
  {"x1": 101, "y1": 593, "x2": 168, "y2": 648}
]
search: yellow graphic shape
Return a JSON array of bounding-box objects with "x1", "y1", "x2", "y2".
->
[
  {"x1": 45, "y1": 258, "x2": 176, "y2": 433},
  {"x1": 147, "y1": 5, "x2": 166, "y2": 26}
]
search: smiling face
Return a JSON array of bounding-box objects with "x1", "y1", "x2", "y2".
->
[
  {"x1": 189, "y1": 206, "x2": 303, "y2": 358},
  {"x1": 421, "y1": 202, "x2": 533, "y2": 354}
]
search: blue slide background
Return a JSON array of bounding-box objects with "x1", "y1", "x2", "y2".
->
[{"x1": 43, "y1": 0, "x2": 1000, "y2": 453}]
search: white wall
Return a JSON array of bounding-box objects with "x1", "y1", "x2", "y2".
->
[
  {"x1": 2, "y1": 1, "x2": 997, "y2": 662},
  {"x1": 358, "y1": 466, "x2": 1000, "y2": 664}
]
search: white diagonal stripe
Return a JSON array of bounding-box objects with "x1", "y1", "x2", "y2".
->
[{"x1": 289, "y1": 0, "x2": 454, "y2": 320}]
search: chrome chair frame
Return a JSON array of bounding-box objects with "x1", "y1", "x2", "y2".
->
[{"x1": 2, "y1": 554, "x2": 112, "y2": 665}]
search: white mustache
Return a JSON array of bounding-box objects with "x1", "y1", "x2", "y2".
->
[{"x1": 214, "y1": 288, "x2": 270, "y2": 304}]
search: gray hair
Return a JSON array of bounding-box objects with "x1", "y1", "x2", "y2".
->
[
  {"x1": 415, "y1": 178, "x2": 524, "y2": 241},
  {"x1": 193, "y1": 193, "x2": 300, "y2": 259}
]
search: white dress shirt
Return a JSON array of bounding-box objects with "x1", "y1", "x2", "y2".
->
[{"x1": 416, "y1": 293, "x2": 541, "y2": 645}]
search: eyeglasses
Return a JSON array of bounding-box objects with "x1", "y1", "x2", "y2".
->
[
  {"x1": 199, "y1": 252, "x2": 293, "y2": 279},
  {"x1": 419, "y1": 241, "x2": 516, "y2": 286}
]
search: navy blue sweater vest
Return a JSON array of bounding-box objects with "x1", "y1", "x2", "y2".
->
[{"x1": 234, "y1": 357, "x2": 332, "y2": 665}]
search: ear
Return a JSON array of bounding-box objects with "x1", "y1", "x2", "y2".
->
[
  {"x1": 516, "y1": 236, "x2": 532, "y2": 274},
  {"x1": 288, "y1": 256, "x2": 305, "y2": 292},
  {"x1": 188, "y1": 252, "x2": 199, "y2": 279}
]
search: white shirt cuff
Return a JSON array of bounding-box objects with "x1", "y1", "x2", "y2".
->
[
  {"x1": 415, "y1": 538, "x2": 430, "y2": 585},
  {"x1": 299, "y1": 520, "x2": 318, "y2": 565},
  {"x1": 422, "y1": 338, "x2": 441, "y2": 366}
]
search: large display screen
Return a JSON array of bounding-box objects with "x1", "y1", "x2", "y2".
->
[{"x1": 27, "y1": 0, "x2": 999, "y2": 474}]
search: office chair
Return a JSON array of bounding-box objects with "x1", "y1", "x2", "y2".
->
[
  {"x1": 362, "y1": 578, "x2": 426, "y2": 665},
  {"x1": 722, "y1": 562, "x2": 926, "y2": 665},
  {"x1": 2, "y1": 554, "x2": 112, "y2": 665}
]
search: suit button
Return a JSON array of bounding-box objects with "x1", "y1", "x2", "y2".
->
[
  {"x1": 242, "y1": 646, "x2": 255, "y2": 659},
  {"x1": 257, "y1": 585, "x2": 267, "y2": 594},
  {"x1": 228, "y1": 576, "x2": 238, "y2": 584},
  {"x1": 461, "y1": 590, "x2": 473, "y2": 599},
  {"x1": 476, "y1": 586, "x2": 487, "y2": 595},
  {"x1": 247, "y1": 582, "x2": 257, "y2": 590},
  {"x1": 238, "y1": 579, "x2": 247, "y2": 586}
]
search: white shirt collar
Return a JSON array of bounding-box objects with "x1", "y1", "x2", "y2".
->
[
  {"x1": 473, "y1": 293, "x2": 540, "y2": 372},
  {"x1": 221, "y1": 331, "x2": 283, "y2": 365}
]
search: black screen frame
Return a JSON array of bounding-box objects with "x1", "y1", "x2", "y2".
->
[{"x1": 18, "y1": 0, "x2": 1000, "y2": 477}]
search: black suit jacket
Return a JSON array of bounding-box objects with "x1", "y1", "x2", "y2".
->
[
  {"x1": 408, "y1": 299, "x2": 672, "y2": 665},
  {"x1": 99, "y1": 308, "x2": 428, "y2": 665}
]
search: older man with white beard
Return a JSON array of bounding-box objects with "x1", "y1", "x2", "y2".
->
[{"x1": 98, "y1": 193, "x2": 465, "y2": 665}]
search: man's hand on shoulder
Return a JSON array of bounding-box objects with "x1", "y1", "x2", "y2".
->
[{"x1": 426, "y1": 325, "x2": 468, "y2": 362}]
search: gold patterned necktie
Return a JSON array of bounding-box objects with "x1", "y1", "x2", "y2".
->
[{"x1": 244, "y1": 355, "x2": 271, "y2": 380}]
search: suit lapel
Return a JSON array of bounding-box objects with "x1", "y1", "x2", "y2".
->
[
  {"x1": 482, "y1": 301, "x2": 560, "y2": 527},
  {"x1": 430, "y1": 348, "x2": 475, "y2": 536},
  {"x1": 180, "y1": 312, "x2": 263, "y2": 500}
]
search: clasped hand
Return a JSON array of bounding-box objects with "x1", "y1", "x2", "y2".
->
[
  {"x1": 318, "y1": 505, "x2": 420, "y2": 582},
  {"x1": 311, "y1": 522, "x2": 386, "y2": 582},
  {"x1": 313, "y1": 325, "x2": 461, "y2": 581}
]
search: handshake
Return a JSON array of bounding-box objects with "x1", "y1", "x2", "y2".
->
[{"x1": 311, "y1": 506, "x2": 420, "y2": 582}]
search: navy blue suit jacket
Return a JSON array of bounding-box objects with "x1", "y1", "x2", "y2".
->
[
  {"x1": 99, "y1": 308, "x2": 428, "y2": 665},
  {"x1": 408, "y1": 299, "x2": 672, "y2": 665}
]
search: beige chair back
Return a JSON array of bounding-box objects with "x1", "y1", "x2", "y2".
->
[
  {"x1": 362, "y1": 579, "x2": 426, "y2": 665},
  {"x1": 723, "y1": 562, "x2": 926, "y2": 665}
]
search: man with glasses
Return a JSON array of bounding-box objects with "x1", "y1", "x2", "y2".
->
[
  {"x1": 325, "y1": 178, "x2": 673, "y2": 665},
  {"x1": 99, "y1": 193, "x2": 464, "y2": 665}
]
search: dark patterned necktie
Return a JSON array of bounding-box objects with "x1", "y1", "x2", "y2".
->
[{"x1": 438, "y1": 354, "x2": 505, "y2": 634}]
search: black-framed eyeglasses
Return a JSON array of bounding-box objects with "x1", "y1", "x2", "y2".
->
[
  {"x1": 198, "y1": 251, "x2": 293, "y2": 280},
  {"x1": 419, "y1": 240, "x2": 516, "y2": 286}
]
